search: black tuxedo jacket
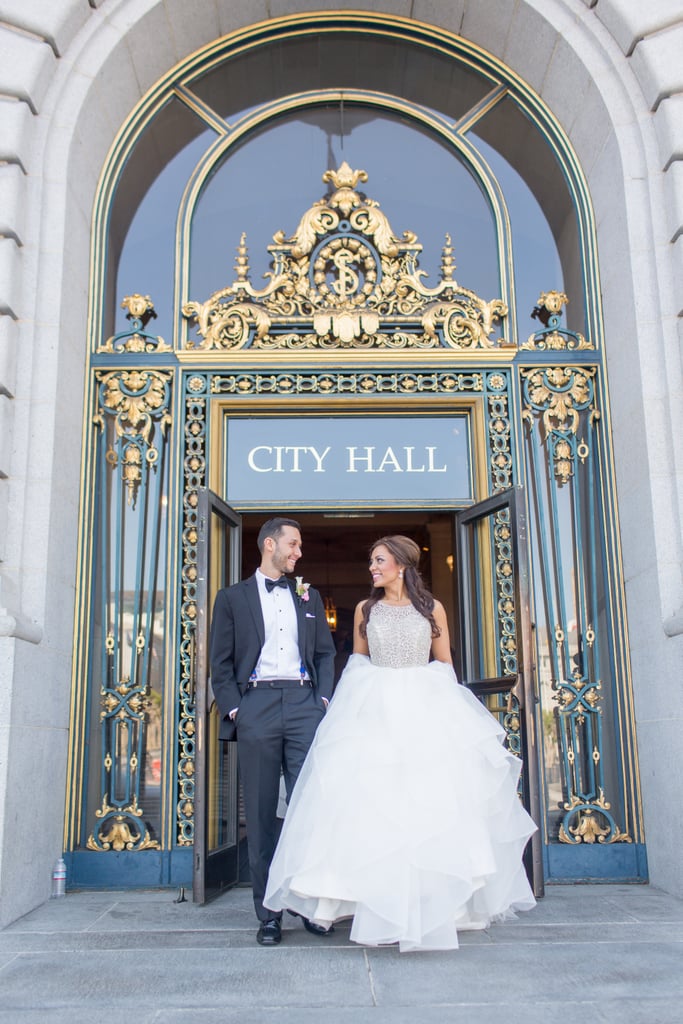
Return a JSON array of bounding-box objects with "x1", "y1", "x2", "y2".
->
[{"x1": 209, "y1": 574, "x2": 336, "y2": 740}]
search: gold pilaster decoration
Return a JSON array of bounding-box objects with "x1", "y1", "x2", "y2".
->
[
  {"x1": 522, "y1": 366, "x2": 594, "y2": 435},
  {"x1": 487, "y1": 371, "x2": 512, "y2": 491},
  {"x1": 94, "y1": 369, "x2": 172, "y2": 506},
  {"x1": 177, "y1": 380, "x2": 208, "y2": 846},
  {"x1": 521, "y1": 365, "x2": 598, "y2": 484},
  {"x1": 183, "y1": 165, "x2": 509, "y2": 352}
]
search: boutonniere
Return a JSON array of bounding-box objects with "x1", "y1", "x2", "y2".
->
[{"x1": 295, "y1": 577, "x2": 311, "y2": 602}]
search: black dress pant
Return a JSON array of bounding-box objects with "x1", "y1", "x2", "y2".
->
[{"x1": 236, "y1": 685, "x2": 325, "y2": 921}]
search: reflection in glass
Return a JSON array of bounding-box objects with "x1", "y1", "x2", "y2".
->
[
  {"x1": 107, "y1": 98, "x2": 213, "y2": 341},
  {"x1": 208, "y1": 713, "x2": 238, "y2": 852},
  {"x1": 459, "y1": 515, "x2": 500, "y2": 682},
  {"x1": 471, "y1": 95, "x2": 585, "y2": 337},
  {"x1": 471, "y1": 131, "x2": 563, "y2": 341}
]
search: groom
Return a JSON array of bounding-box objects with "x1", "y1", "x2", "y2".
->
[{"x1": 209, "y1": 517, "x2": 336, "y2": 945}]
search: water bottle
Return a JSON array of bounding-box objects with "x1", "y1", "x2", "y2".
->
[{"x1": 51, "y1": 857, "x2": 66, "y2": 898}]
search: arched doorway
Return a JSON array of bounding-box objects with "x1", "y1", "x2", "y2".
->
[{"x1": 64, "y1": 14, "x2": 645, "y2": 891}]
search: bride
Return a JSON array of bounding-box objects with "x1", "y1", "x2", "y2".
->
[{"x1": 264, "y1": 535, "x2": 537, "y2": 951}]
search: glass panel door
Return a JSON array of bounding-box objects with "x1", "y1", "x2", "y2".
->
[
  {"x1": 193, "y1": 488, "x2": 242, "y2": 903},
  {"x1": 455, "y1": 486, "x2": 544, "y2": 897}
]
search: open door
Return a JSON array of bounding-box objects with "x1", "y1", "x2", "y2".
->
[
  {"x1": 455, "y1": 486, "x2": 544, "y2": 898},
  {"x1": 193, "y1": 488, "x2": 242, "y2": 903}
]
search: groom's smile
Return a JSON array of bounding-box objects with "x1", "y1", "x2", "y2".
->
[{"x1": 270, "y1": 525, "x2": 303, "y2": 576}]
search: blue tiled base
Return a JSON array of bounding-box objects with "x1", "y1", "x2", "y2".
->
[
  {"x1": 545, "y1": 842, "x2": 648, "y2": 881},
  {"x1": 64, "y1": 843, "x2": 649, "y2": 891},
  {"x1": 64, "y1": 849, "x2": 193, "y2": 890}
]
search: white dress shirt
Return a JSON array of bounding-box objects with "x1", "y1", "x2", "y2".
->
[
  {"x1": 229, "y1": 572, "x2": 320, "y2": 718},
  {"x1": 253, "y1": 569, "x2": 305, "y2": 680}
]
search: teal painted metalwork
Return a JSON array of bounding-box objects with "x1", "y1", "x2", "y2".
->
[
  {"x1": 521, "y1": 360, "x2": 632, "y2": 848},
  {"x1": 525, "y1": 291, "x2": 592, "y2": 353},
  {"x1": 86, "y1": 369, "x2": 171, "y2": 852},
  {"x1": 175, "y1": 366, "x2": 521, "y2": 845},
  {"x1": 98, "y1": 295, "x2": 171, "y2": 355},
  {"x1": 176, "y1": 376, "x2": 210, "y2": 847}
]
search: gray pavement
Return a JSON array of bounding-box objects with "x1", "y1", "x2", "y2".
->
[{"x1": 1, "y1": 883, "x2": 682, "y2": 1022}]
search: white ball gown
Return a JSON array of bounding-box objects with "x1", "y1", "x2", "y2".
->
[{"x1": 264, "y1": 601, "x2": 537, "y2": 951}]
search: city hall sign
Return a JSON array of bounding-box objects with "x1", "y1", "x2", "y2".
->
[{"x1": 223, "y1": 416, "x2": 472, "y2": 508}]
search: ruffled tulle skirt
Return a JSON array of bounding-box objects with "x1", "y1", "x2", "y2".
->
[{"x1": 264, "y1": 654, "x2": 536, "y2": 951}]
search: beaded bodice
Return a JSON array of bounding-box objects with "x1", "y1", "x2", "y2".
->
[{"x1": 367, "y1": 602, "x2": 432, "y2": 668}]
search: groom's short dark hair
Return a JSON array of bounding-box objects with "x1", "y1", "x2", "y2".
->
[{"x1": 257, "y1": 517, "x2": 301, "y2": 552}]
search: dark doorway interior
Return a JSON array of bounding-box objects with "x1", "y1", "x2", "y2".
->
[{"x1": 240, "y1": 510, "x2": 456, "y2": 684}]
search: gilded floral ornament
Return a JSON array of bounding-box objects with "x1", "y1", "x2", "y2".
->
[
  {"x1": 183, "y1": 167, "x2": 509, "y2": 352},
  {"x1": 102, "y1": 370, "x2": 169, "y2": 440},
  {"x1": 123, "y1": 293, "x2": 155, "y2": 319},
  {"x1": 559, "y1": 792, "x2": 632, "y2": 845},
  {"x1": 95, "y1": 369, "x2": 172, "y2": 506},
  {"x1": 87, "y1": 798, "x2": 160, "y2": 852},
  {"x1": 99, "y1": 295, "x2": 171, "y2": 353},
  {"x1": 521, "y1": 290, "x2": 593, "y2": 351},
  {"x1": 322, "y1": 162, "x2": 368, "y2": 213},
  {"x1": 521, "y1": 365, "x2": 598, "y2": 483},
  {"x1": 524, "y1": 366, "x2": 592, "y2": 434}
]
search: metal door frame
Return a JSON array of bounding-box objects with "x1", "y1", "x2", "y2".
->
[
  {"x1": 193, "y1": 487, "x2": 242, "y2": 903},
  {"x1": 455, "y1": 486, "x2": 544, "y2": 898}
]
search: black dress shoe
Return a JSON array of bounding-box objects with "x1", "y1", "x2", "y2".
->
[
  {"x1": 257, "y1": 918, "x2": 282, "y2": 945},
  {"x1": 287, "y1": 909, "x2": 335, "y2": 936}
]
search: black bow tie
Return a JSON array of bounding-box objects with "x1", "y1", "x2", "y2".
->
[{"x1": 265, "y1": 576, "x2": 288, "y2": 592}]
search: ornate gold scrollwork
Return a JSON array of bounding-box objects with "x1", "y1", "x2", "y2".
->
[
  {"x1": 87, "y1": 797, "x2": 160, "y2": 852},
  {"x1": 523, "y1": 366, "x2": 593, "y2": 435},
  {"x1": 183, "y1": 164, "x2": 509, "y2": 351},
  {"x1": 559, "y1": 792, "x2": 632, "y2": 845},
  {"x1": 423, "y1": 295, "x2": 508, "y2": 349}
]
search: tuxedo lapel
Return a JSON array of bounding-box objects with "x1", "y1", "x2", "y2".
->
[{"x1": 244, "y1": 575, "x2": 265, "y2": 648}]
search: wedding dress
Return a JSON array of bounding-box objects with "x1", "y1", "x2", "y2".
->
[{"x1": 264, "y1": 601, "x2": 537, "y2": 951}]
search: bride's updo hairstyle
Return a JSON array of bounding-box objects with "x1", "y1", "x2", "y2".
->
[{"x1": 360, "y1": 535, "x2": 441, "y2": 639}]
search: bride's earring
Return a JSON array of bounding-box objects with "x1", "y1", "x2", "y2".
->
[{"x1": 398, "y1": 570, "x2": 404, "y2": 580}]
